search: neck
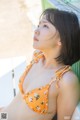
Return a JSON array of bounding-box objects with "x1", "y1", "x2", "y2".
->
[{"x1": 41, "y1": 49, "x2": 65, "y2": 70}]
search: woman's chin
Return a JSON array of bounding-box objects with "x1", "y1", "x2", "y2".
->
[
  {"x1": 33, "y1": 45, "x2": 42, "y2": 51},
  {"x1": 33, "y1": 42, "x2": 43, "y2": 50},
  {"x1": 33, "y1": 44, "x2": 39, "y2": 49}
]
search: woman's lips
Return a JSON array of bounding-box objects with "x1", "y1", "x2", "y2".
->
[{"x1": 33, "y1": 37, "x2": 39, "y2": 41}]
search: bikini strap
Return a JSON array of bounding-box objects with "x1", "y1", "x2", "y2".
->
[
  {"x1": 19, "y1": 50, "x2": 43, "y2": 93},
  {"x1": 49, "y1": 65, "x2": 71, "y2": 88},
  {"x1": 19, "y1": 51, "x2": 44, "y2": 93},
  {"x1": 33, "y1": 52, "x2": 71, "y2": 88},
  {"x1": 33, "y1": 50, "x2": 42, "y2": 58}
]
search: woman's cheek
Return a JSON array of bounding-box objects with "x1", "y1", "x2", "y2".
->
[{"x1": 41, "y1": 33, "x2": 51, "y2": 41}]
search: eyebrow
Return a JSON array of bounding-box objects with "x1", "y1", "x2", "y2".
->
[{"x1": 39, "y1": 20, "x2": 48, "y2": 24}]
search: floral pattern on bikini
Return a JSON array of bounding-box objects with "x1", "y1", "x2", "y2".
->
[{"x1": 18, "y1": 51, "x2": 71, "y2": 114}]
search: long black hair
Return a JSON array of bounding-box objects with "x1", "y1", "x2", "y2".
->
[{"x1": 40, "y1": 8, "x2": 80, "y2": 65}]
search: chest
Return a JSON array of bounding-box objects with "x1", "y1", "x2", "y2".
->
[
  {"x1": 22, "y1": 59, "x2": 58, "y2": 99},
  {"x1": 20, "y1": 59, "x2": 58, "y2": 114},
  {"x1": 23, "y1": 62, "x2": 54, "y2": 92}
]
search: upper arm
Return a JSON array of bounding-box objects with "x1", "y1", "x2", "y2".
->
[{"x1": 57, "y1": 72, "x2": 79, "y2": 120}]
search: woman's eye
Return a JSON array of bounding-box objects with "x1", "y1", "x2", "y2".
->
[
  {"x1": 37, "y1": 24, "x2": 48, "y2": 28},
  {"x1": 43, "y1": 25, "x2": 48, "y2": 28}
]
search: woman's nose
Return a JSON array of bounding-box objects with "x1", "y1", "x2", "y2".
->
[{"x1": 34, "y1": 29, "x2": 40, "y2": 35}]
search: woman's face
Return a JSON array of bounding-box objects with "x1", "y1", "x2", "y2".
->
[{"x1": 33, "y1": 17, "x2": 60, "y2": 51}]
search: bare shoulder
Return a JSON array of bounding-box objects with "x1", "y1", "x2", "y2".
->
[
  {"x1": 57, "y1": 70, "x2": 80, "y2": 120},
  {"x1": 59, "y1": 70, "x2": 79, "y2": 90}
]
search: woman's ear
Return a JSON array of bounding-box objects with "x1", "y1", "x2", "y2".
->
[
  {"x1": 56, "y1": 31, "x2": 61, "y2": 46},
  {"x1": 57, "y1": 41, "x2": 62, "y2": 46}
]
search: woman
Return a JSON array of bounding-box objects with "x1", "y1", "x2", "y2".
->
[{"x1": 0, "y1": 8, "x2": 80, "y2": 120}]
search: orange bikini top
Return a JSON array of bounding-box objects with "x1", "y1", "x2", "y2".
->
[{"x1": 18, "y1": 51, "x2": 71, "y2": 114}]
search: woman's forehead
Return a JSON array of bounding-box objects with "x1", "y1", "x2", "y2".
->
[
  {"x1": 39, "y1": 15, "x2": 48, "y2": 23},
  {"x1": 39, "y1": 14, "x2": 55, "y2": 24},
  {"x1": 39, "y1": 18, "x2": 49, "y2": 24}
]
